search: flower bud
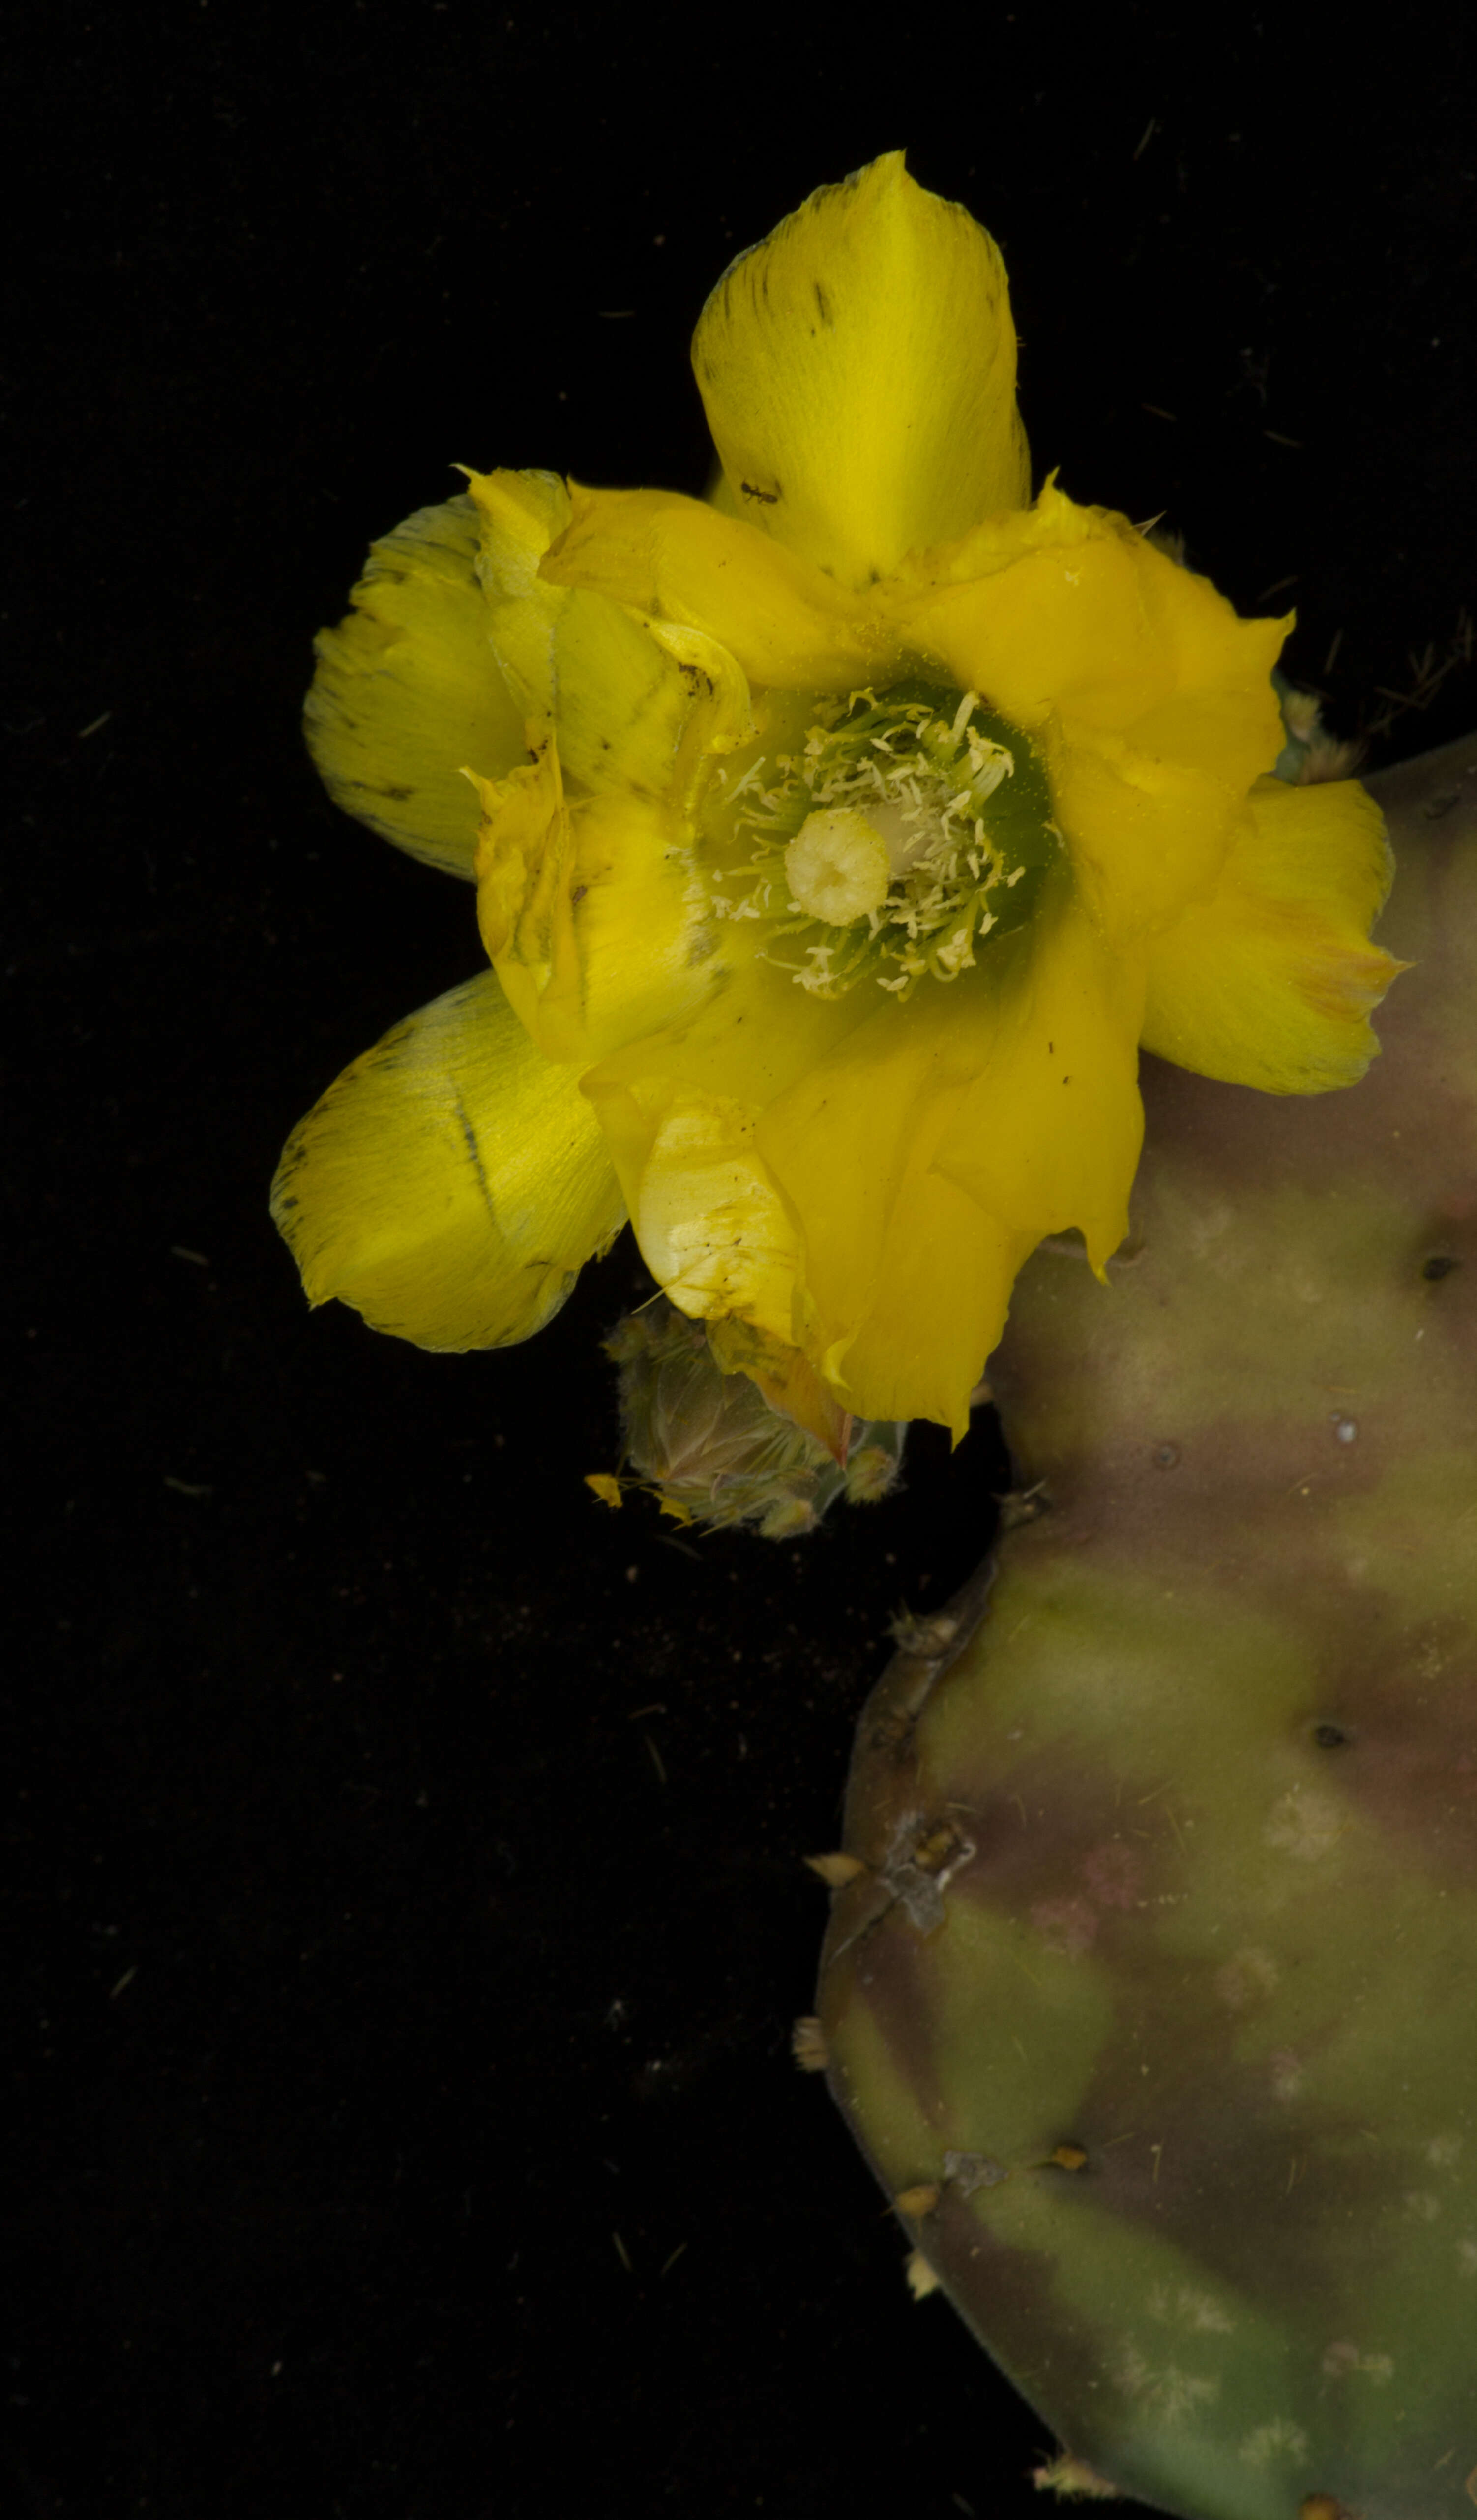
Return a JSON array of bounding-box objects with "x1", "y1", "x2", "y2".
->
[{"x1": 603, "y1": 1300, "x2": 904, "y2": 1538}]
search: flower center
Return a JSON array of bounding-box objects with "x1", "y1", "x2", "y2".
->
[{"x1": 705, "y1": 681, "x2": 1059, "y2": 997}]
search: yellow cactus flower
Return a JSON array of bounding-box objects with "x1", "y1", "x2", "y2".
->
[{"x1": 272, "y1": 152, "x2": 1402, "y2": 1438}]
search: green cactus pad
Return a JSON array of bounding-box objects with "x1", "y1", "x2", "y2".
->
[{"x1": 818, "y1": 739, "x2": 1477, "y2": 2520}]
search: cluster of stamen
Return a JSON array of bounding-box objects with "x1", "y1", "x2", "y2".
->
[{"x1": 706, "y1": 683, "x2": 1057, "y2": 998}]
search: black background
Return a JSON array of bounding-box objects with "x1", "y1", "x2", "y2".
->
[{"x1": 8, "y1": 6, "x2": 1476, "y2": 2515}]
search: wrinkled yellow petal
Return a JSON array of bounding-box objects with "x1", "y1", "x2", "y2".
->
[
  {"x1": 1140, "y1": 773, "x2": 1404, "y2": 1089},
  {"x1": 640, "y1": 616, "x2": 759, "y2": 816},
  {"x1": 563, "y1": 785, "x2": 726, "y2": 1060},
  {"x1": 1047, "y1": 732, "x2": 1255, "y2": 945},
  {"x1": 305, "y1": 494, "x2": 526, "y2": 877},
  {"x1": 473, "y1": 725, "x2": 747, "y2": 1071},
  {"x1": 891, "y1": 482, "x2": 1288, "y2": 935},
  {"x1": 541, "y1": 486, "x2": 887, "y2": 691},
  {"x1": 463, "y1": 464, "x2": 571, "y2": 613},
  {"x1": 270, "y1": 971, "x2": 625, "y2": 1348},
  {"x1": 692, "y1": 151, "x2": 1030, "y2": 588},
  {"x1": 467, "y1": 467, "x2": 708, "y2": 796},
  {"x1": 471, "y1": 725, "x2": 577, "y2": 993},
  {"x1": 894, "y1": 485, "x2": 1284, "y2": 745},
  {"x1": 460, "y1": 464, "x2": 569, "y2": 733}
]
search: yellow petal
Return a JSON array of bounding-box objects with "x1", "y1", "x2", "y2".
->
[
  {"x1": 540, "y1": 486, "x2": 886, "y2": 691},
  {"x1": 828, "y1": 1173, "x2": 1034, "y2": 1440},
  {"x1": 466, "y1": 468, "x2": 704, "y2": 796},
  {"x1": 891, "y1": 483, "x2": 1288, "y2": 936},
  {"x1": 472, "y1": 726, "x2": 748, "y2": 1070},
  {"x1": 1139, "y1": 772, "x2": 1405, "y2": 1089},
  {"x1": 934, "y1": 895, "x2": 1146, "y2": 1264},
  {"x1": 459, "y1": 464, "x2": 569, "y2": 728},
  {"x1": 616, "y1": 1087, "x2": 804, "y2": 1346},
  {"x1": 691, "y1": 152, "x2": 1030, "y2": 588},
  {"x1": 585, "y1": 932, "x2": 871, "y2": 1130},
  {"x1": 753, "y1": 986, "x2": 986, "y2": 1369},
  {"x1": 471, "y1": 726, "x2": 578, "y2": 1000},
  {"x1": 581, "y1": 950, "x2": 872, "y2": 1341},
  {"x1": 640, "y1": 616, "x2": 759, "y2": 816},
  {"x1": 270, "y1": 971, "x2": 625, "y2": 1348},
  {"x1": 1046, "y1": 730, "x2": 1255, "y2": 945},
  {"x1": 564, "y1": 784, "x2": 730, "y2": 1059},
  {"x1": 896, "y1": 485, "x2": 1284, "y2": 748},
  {"x1": 755, "y1": 896, "x2": 1145, "y2": 1432},
  {"x1": 305, "y1": 494, "x2": 527, "y2": 876},
  {"x1": 705, "y1": 461, "x2": 743, "y2": 521}
]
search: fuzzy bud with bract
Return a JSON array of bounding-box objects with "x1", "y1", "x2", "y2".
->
[{"x1": 599, "y1": 1302, "x2": 904, "y2": 1539}]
